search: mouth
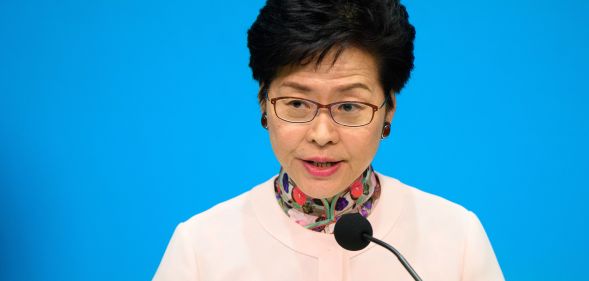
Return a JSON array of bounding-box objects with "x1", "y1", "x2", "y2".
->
[
  {"x1": 301, "y1": 158, "x2": 343, "y2": 177},
  {"x1": 303, "y1": 160, "x2": 340, "y2": 168}
]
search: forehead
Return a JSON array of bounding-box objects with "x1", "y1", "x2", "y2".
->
[{"x1": 272, "y1": 47, "x2": 381, "y2": 94}]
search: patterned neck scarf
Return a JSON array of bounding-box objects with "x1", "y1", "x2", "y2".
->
[{"x1": 274, "y1": 166, "x2": 381, "y2": 233}]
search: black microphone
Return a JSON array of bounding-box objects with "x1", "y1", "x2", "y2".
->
[{"x1": 333, "y1": 213, "x2": 423, "y2": 281}]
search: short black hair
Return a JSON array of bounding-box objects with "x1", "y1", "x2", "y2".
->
[{"x1": 247, "y1": 0, "x2": 416, "y2": 109}]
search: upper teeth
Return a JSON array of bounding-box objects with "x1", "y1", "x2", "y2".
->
[{"x1": 313, "y1": 162, "x2": 333, "y2": 167}]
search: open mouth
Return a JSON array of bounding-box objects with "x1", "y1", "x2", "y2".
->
[
  {"x1": 304, "y1": 160, "x2": 339, "y2": 168},
  {"x1": 301, "y1": 159, "x2": 342, "y2": 177}
]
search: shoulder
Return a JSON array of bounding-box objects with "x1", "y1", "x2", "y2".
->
[
  {"x1": 177, "y1": 177, "x2": 275, "y2": 236},
  {"x1": 379, "y1": 173, "x2": 470, "y2": 212},
  {"x1": 377, "y1": 173, "x2": 476, "y2": 232},
  {"x1": 378, "y1": 175, "x2": 504, "y2": 279},
  {"x1": 153, "y1": 178, "x2": 278, "y2": 280},
  {"x1": 373, "y1": 176, "x2": 503, "y2": 279}
]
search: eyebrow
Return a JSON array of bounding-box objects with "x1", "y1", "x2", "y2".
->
[
  {"x1": 336, "y1": 83, "x2": 372, "y2": 93},
  {"x1": 279, "y1": 81, "x2": 372, "y2": 94},
  {"x1": 280, "y1": 81, "x2": 312, "y2": 92}
]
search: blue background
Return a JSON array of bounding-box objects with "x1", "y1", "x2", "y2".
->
[{"x1": 1, "y1": 0, "x2": 587, "y2": 280}]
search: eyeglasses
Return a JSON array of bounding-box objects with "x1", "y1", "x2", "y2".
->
[{"x1": 269, "y1": 96, "x2": 387, "y2": 127}]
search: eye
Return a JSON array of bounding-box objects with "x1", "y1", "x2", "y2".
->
[
  {"x1": 337, "y1": 102, "x2": 361, "y2": 112},
  {"x1": 286, "y1": 99, "x2": 311, "y2": 109}
]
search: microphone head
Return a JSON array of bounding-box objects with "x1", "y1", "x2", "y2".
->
[{"x1": 333, "y1": 213, "x2": 373, "y2": 251}]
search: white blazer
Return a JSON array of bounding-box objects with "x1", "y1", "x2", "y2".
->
[{"x1": 153, "y1": 173, "x2": 504, "y2": 281}]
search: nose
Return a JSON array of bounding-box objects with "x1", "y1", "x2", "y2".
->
[{"x1": 305, "y1": 108, "x2": 340, "y2": 146}]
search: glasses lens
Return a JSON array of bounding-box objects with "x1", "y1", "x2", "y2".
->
[
  {"x1": 274, "y1": 98, "x2": 317, "y2": 122},
  {"x1": 331, "y1": 102, "x2": 373, "y2": 126}
]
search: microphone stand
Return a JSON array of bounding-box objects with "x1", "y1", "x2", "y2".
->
[{"x1": 362, "y1": 233, "x2": 423, "y2": 281}]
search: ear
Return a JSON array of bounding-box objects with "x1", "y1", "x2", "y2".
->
[{"x1": 385, "y1": 91, "x2": 396, "y2": 123}]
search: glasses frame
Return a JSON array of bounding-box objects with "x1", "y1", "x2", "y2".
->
[{"x1": 269, "y1": 96, "x2": 387, "y2": 127}]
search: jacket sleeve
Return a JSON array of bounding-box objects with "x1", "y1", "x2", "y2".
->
[
  {"x1": 152, "y1": 222, "x2": 199, "y2": 281},
  {"x1": 461, "y1": 211, "x2": 505, "y2": 281}
]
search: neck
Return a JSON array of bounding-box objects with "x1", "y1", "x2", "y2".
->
[{"x1": 274, "y1": 166, "x2": 381, "y2": 233}]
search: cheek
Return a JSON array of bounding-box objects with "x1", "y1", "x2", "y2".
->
[
  {"x1": 341, "y1": 126, "x2": 382, "y2": 162},
  {"x1": 267, "y1": 121, "x2": 305, "y2": 164}
]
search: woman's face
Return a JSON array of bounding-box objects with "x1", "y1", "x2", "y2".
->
[{"x1": 264, "y1": 47, "x2": 395, "y2": 199}]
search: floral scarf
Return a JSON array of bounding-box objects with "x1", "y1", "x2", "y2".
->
[{"x1": 274, "y1": 166, "x2": 381, "y2": 233}]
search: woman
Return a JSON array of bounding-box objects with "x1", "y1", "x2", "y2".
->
[{"x1": 153, "y1": 0, "x2": 504, "y2": 280}]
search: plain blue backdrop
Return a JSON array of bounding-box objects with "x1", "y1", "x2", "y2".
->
[{"x1": 1, "y1": 0, "x2": 587, "y2": 280}]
